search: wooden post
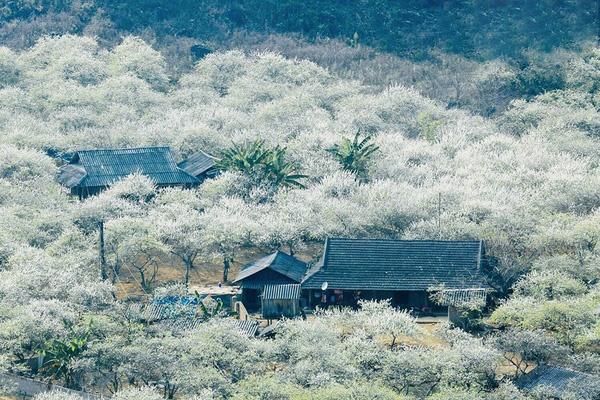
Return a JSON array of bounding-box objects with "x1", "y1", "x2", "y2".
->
[{"x1": 99, "y1": 221, "x2": 108, "y2": 281}]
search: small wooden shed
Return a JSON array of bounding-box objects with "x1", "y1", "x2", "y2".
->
[
  {"x1": 177, "y1": 150, "x2": 218, "y2": 183},
  {"x1": 233, "y1": 251, "x2": 308, "y2": 312},
  {"x1": 261, "y1": 284, "x2": 301, "y2": 319}
]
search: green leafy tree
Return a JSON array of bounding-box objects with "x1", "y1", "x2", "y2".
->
[
  {"x1": 265, "y1": 147, "x2": 307, "y2": 189},
  {"x1": 217, "y1": 140, "x2": 307, "y2": 189},
  {"x1": 216, "y1": 139, "x2": 271, "y2": 173},
  {"x1": 327, "y1": 132, "x2": 379, "y2": 180},
  {"x1": 40, "y1": 323, "x2": 92, "y2": 389}
]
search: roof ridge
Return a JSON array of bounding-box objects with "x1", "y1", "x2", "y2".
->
[
  {"x1": 327, "y1": 237, "x2": 481, "y2": 243},
  {"x1": 303, "y1": 238, "x2": 488, "y2": 291},
  {"x1": 326, "y1": 236, "x2": 482, "y2": 243},
  {"x1": 233, "y1": 251, "x2": 280, "y2": 283},
  {"x1": 234, "y1": 251, "x2": 307, "y2": 284},
  {"x1": 77, "y1": 146, "x2": 171, "y2": 153},
  {"x1": 195, "y1": 149, "x2": 219, "y2": 160},
  {"x1": 322, "y1": 238, "x2": 330, "y2": 268}
]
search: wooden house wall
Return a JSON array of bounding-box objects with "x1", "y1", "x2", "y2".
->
[
  {"x1": 239, "y1": 269, "x2": 299, "y2": 312},
  {"x1": 261, "y1": 299, "x2": 300, "y2": 319},
  {"x1": 304, "y1": 289, "x2": 447, "y2": 314}
]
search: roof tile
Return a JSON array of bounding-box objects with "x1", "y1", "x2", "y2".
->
[
  {"x1": 302, "y1": 238, "x2": 487, "y2": 291},
  {"x1": 59, "y1": 147, "x2": 198, "y2": 189}
]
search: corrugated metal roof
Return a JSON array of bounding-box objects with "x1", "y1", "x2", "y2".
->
[
  {"x1": 233, "y1": 320, "x2": 260, "y2": 337},
  {"x1": 517, "y1": 366, "x2": 598, "y2": 394},
  {"x1": 127, "y1": 303, "x2": 168, "y2": 322},
  {"x1": 234, "y1": 251, "x2": 308, "y2": 284},
  {"x1": 168, "y1": 317, "x2": 203, "y2": 332},
  {"x1": 56, "y1": 163, "x2": 86, "y2": 188},
  {"x1": 178, "y1": 151, "x2": 217, "y2": 178},
  {"x1": 302, "y1": 238, "x2": 487, "y2": 291},
  {"x1": 58, "y1": 147, "x2": 198, "y2": 189},
  {"x1": 262, "y1": 284, "x2": 301, "y2": 300},
  {"x1": 439, "y1": 288, "x2": 487, "y2": 306},
  {"x1": 127, "y1": 303, "x2": 260, "y2": 337}
]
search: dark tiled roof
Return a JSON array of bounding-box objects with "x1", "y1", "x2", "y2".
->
[
  {"x1": 262, "y1": 284, "x2": 302, "y2": 300},
  {"x1": 234, "y1": 251, "x2": 308, "y2": 284},
  {"x1": 237, "y1": 271, "x2": 299, "y2": 289},
  {"x1": 517, "y1": 366, "x2": 598, "y2": 394},
  {"x1": 58, "y1": 147, "x2": 198, "y2": 189},
  {"x1": 302, "y1": 238, "x2": 487, "y2": 291},
  {"x1": 178, "y1": 151, "x2": 217, "y2": 178}
]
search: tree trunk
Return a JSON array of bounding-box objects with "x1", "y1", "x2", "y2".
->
[
  {"x1": 99, "y1": 221, "x2": 108, "y2": 281},
  {"x1": 111, "y1": 257, "x2": 121, "y2": 284},
  {"x1": 139, "y1": 269, "x2": 147, "y2": 292},
  {"x1": 222, "y1": 256, "x2": 232, "y2": 283},
  {"x1": 183, "y1": 257, "x2": 192, "y2": 287}
]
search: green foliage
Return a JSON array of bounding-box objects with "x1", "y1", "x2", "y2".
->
[
  {"x1": 451, "y1": 307, "x2": 485, "y2": 333},
  {"x1": 515, "y1": 62, "x2": 566, "y2": 98},
  {"x1": 266, "y1": 147, "x2": 308, "y2": 189},
  {"x1": 216, "y1": 139, "x2": 271, "y2": 174},
  {"x1": 232, "y1": 376, "x2": 407, "y2": 400},
  {"x1": 194, "y1": 293, "x2": 226, "y2": 321},
  {"x1": 513, "y1": 270, "x2": 587, "y2": 300},
  {"x1": 327, "y1": 132, "x2": 379, "y2": 180},
  {"x1": 417, "y1": 113, "x2": 443, "y2": 143},
  {"x1": 307, "y1": 382, "x2": 404, "y2": 400},
  {"x1": 217, "y1": 140, "x2": 307, "y2": 189},
  {"x1": 39, "y1": 322, "x2": 92, "y2": 389}
]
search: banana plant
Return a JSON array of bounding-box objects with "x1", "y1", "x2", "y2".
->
[
  {"x1": 39, "y1": 322, "x2": 92, "y2": 389},
  {"x1": 194, "y1": 291, "x2": 226, "y2": 321},
  {"x1": 217, "y1": 140, "x2": 307, "y2": 189},
  {"x1": 328, "y1": 132, "x2": 379, "y2": 180}
]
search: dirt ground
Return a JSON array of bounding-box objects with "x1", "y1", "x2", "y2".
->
[{"x1": 113, "y1": 244, "x2": 322, "y2": 299}]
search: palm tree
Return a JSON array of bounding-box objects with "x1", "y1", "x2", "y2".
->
[{"x1": 328, "y1": 132, "x2": 379, "y2": 179}]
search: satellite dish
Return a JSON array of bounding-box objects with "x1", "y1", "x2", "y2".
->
[{"x1": 321, "y1": 282, "x2": 328, "y2": 291}]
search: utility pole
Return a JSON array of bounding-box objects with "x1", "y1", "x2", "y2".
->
[{"x1": 99, "y1": 221, "x2": 108, "y2": 281}]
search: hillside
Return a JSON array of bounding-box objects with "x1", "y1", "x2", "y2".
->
[
  {"x1": 0, "y1": 3, "x2": 599, "y2": 400},
  {"x1": 1, "y1": 0, "x2": 596, "y2": 58}
]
